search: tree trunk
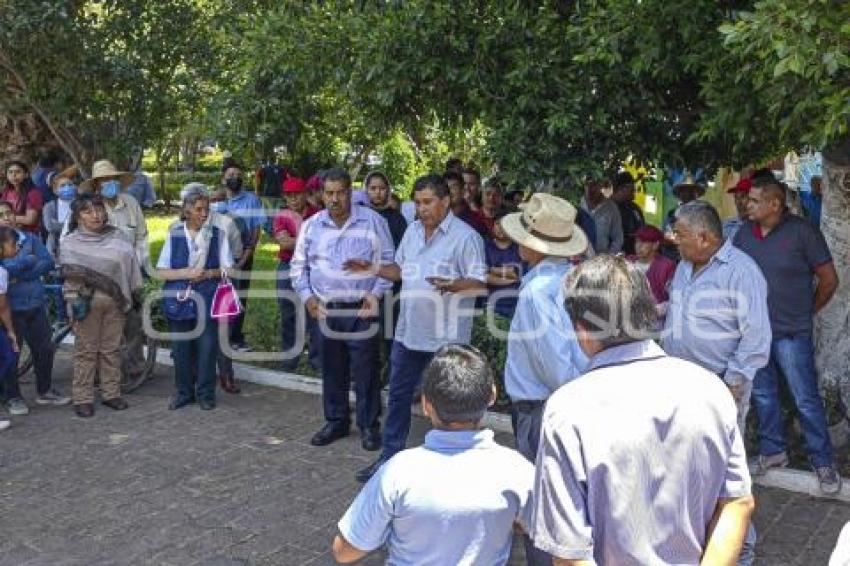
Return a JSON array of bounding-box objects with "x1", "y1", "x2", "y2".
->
[{"x1": 814, "y1": 138, "x2": 850, "y2": 426}]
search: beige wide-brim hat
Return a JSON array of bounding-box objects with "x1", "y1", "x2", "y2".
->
[
  {"x1": 78, "y1": 160, "x2": 134, "y2": 192},
  {"x1": 672, "y1": 174, "x2": 706, "y2": 198},
  {"x1": 501, "y1": 193, "x2": 588, "y2": 257}
]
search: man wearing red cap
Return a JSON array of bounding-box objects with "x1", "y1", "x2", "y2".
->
[
  {"x1": 723, "y1": 177, "x2": 752, "y2": 240},
  {"x1": 628, "y1": 225, "x2": 676, "y2": 308},
  {"x1": 273, "y1": 176, "x2": 319, "y2": 371}
]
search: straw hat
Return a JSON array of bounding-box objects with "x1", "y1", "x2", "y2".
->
[
  {"x1": 500, "y1": 193, "x2": 588, "y2": 257},
  {"x1": 78, "y1": 160, "x2": 134, "y2": 192},
  {"x1": 672, "y1": 174, "x2": 705, "y2": 198}
]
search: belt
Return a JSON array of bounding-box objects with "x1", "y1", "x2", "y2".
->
[
  {"x1": 325, "y1": 300, "x2": 364, "y2": 310},
  {"x1": 513, "y1": 400, "x2": 545, "y2": 412}
]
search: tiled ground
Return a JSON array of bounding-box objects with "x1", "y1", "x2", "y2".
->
[{"x1": 1, "y1": 353, "x2": 848, "y2": 565}]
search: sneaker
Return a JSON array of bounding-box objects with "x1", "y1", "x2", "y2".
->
[
  {"x1": 748, "y1": 452, "x2": 789, "y2": 476},
  {"x1": 36, "y1": 389, "x2": 71, "y2": 406},
  {"x1": 6, "y1": 398, "x2": 30, "y2": 416},
  {"x1": 0, "y1": 417, "x2": 10, "y2": 431},
  {"x1": 816, "y1": 466, "x2": 843, "y2": 496}
]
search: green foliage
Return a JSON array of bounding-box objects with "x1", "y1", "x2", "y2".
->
[
  {"x1": 0, "y1": 0, "x2": 225, "y2": 169},
  {"x1": 5, "y1": 0, "x2": 847, "y2": 187},
  {"x1": 375, "y1": 131, "x2": 425, "y2": 198},
  {"x1": 698, "y1": 0, "x2": 850, "y2": 162}
]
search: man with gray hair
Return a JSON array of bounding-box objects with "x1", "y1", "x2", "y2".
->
[
  {"x1": 662, "y1": 200, "x2": 769, "y2": 565},
  {"x1": 531, "y1": 255, "x2": 754, "y2": 565}
]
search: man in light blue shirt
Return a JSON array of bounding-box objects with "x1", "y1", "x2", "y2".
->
[
  {"x1": 333, "y1": 344, "x2": 534, "y2": 566},
  {"x1": 344, "y1": 174, "x2": 487, "y2": 483},
  {"x1": 662, "y1": 201, "x2": 769, "y2": 566},
  {"x1": 222, "y1": 162, "x2": 266, "y2": 351},
  {"x1": 290, "y1": 168, "x2": 394, "y2": 452},
  {"x1": 500, "y1": 193, "x2": 591, "y2": 566},
  {"x1": 125, "y1": 171, "x2": 157, "y2": 208},
  {"x1": 500, "y1": 193, "x2": 590, "y2": 461}
]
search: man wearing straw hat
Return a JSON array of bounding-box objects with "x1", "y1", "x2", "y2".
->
[
  {"x1": 500, "y1": 192, "x2": 591, "y2": 565},
  {"x1": 76, "y1": 159, "x2": 149, "y2": 381},
  {"x1": 499, "y1": 194, "x2": 590, "y2": 460}
]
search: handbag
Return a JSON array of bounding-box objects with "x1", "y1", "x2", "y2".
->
[
  {"x1": 210, "y1": 270, "x2": 242, "y2": 322},
  {"x1": 162, "y1": 281, "x2": 198, "y2": 321}
]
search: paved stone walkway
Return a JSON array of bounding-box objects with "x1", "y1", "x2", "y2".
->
[{"x1": 1, "y1": 352, "x2": 849, "y2": 565}]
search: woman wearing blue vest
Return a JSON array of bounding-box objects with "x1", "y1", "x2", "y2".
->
[{"x1": 156, "y1": 185, "x2": 233, "y2": 411}]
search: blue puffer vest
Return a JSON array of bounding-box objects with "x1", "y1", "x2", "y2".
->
[{"x1": 162, "y1": 224, "x2": 221, "y2": 320}]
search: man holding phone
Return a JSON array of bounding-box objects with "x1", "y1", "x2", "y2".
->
[{"x1": 345, "y1": 174, "x2": 487, "y2": 482}]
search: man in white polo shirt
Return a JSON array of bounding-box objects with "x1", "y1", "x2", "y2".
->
[
  {"x1": 332, "y1": 344, "x2": 534, "y2": 565},
  {"x1": 345, "y1": 173, "x2": 487, "y2": 482}
]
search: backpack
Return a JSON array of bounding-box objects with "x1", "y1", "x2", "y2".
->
[{"x1": 258, "y1": 163, "x2": 287, "y2": 198}]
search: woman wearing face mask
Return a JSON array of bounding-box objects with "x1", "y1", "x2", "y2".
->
[
  {"x1": 43, "y1": 173, "x2": 78, "y2": 259},
  {"x1": 2, "y1": 161, "x2": 43, "y2": 234}
]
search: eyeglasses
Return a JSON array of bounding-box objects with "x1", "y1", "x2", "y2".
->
[{"x1": 0, "y1": 210, "x2": 12, "y2": 219}]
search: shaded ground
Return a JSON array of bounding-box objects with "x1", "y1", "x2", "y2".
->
[{"x1": 1, "y1": 351, "x2": 849, "y2": 565}]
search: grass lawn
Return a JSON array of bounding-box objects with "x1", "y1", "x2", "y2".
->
[{"x1": 145, "y1": 210, "x2": 318, "y2": 376}]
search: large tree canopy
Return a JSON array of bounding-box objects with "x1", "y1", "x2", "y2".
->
[{"x1": 2, "y1": 0, "x2": 847, "y2": 180}]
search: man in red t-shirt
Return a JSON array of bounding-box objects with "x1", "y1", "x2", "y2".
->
[{"x1": 273, "y1": 176, "x2": 319, "y2": 371}]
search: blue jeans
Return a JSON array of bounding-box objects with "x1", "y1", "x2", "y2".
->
[
  {"x1": 277, "y1": 261, "x2": 301, "y2": 371},
  {"x1": 169, "y1": 318, "x2": 218, "y2": 403},
  {"x1": 0, "y1": 328, "x2": 18, "y2": 399},
  {"x1": 751, "y1": 333, "x2": 834, "y2": 468},
  {"x1": 381, "y1": 342, "x2": 435, "y2": 459},
  {"x1": 316, "y1": 310, "x2": 381, "y2": 432}
]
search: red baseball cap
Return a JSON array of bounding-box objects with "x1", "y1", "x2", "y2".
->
[
  {"x1": 283, "y1": 176, "x2": 307, "y2": 193},
  {"x1": 727, "y1": 177, "x2": 752, "y2": 194},
  {"x1": 634, "y1": 225, "x2": 664, "y2": 243}
]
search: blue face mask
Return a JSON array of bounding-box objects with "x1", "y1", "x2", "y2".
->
[
  {"x1": 57, "y1": 184, "x2": 77, "y2": 201},
  {"x1": 100, "y1": 180, "x2": 121, "y2": 199},
  {"x1": 210, "y1": 201, "x2": 228, "y2": 214}
]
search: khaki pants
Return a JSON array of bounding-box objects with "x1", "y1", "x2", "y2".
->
[{"x1": 72, "y1": 291, "x2": 126, "y2": 404}]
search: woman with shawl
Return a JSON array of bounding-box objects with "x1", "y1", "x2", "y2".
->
[
  {"x1": 60, "y1": 194, "x2": 143, "y2": 418},
  {"x1": 156, "y1": 185, "x2": 233, "y2": 411}
]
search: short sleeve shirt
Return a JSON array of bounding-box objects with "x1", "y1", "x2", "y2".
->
[
  {"x1": 272, "y1": 208, "x2": 306, "y2": 262},
  {"x1": 156, "y1": 224, "x2": 234, "y2": 270},
  {"x1": 338, "y1": 429, "x2": 535, "y2": 565},
  {"x1": 733, "y1": 215, "x2": 832, "y2": 336},
  {"x1": 394, "y1": 213, "x2": 487, "y2": 351},
  {"x1": 1, "y1": 186, "x2": 43, "y2": 233},
  {"x1": 531, "y1": 340, "x2": 751, "y2": 564}
]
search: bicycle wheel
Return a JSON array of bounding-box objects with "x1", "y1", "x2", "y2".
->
[{"x1": 121, "y1": 336, "x2": 159, "y2": 393}]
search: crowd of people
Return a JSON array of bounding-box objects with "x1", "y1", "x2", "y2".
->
[{"x1": 0, "y1": 151, "x2": 843, "y2": 564}]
